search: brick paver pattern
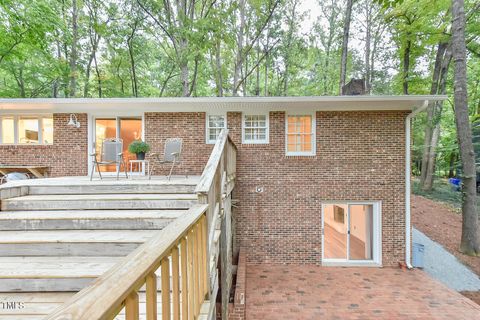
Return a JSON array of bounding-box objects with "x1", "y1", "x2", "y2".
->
[{"x1": 246, "y1": 265, "x2": 480, "y2": 320}]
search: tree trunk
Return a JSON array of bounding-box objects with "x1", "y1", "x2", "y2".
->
[
  {"x1": 233, "y1": 0, "x2": 245, "y2": 96},
  {"x1": 69, "y1": 0, "x2": 78, "y2": 97},
  {"x1": 422, "y1": 44, "x2": 452, "y2": 190},
  {"x1": 94, "y1": 54, "x2": 102, "y2": 98},
  {"x1": 420, "y1": 42, "x2": 448, "y2": 187},
  {"x1": 402, "y1": 38, "x2": 411, "y2": 95},
  {"x1": 255, "y1": 40, "x2": 260, "y2": 96},
  {"x1": 339, "y1": 0, "x2": 353, "y2": 95},
  {"x1": 364, "y1": 1, "x2": 371, "y2": 94},
  {"x1": 452, "y1": 0, "x2": 479, "y2": 256},
  {"x1": 283, "y1": 0, "x2": 298, "y2": 96},
  {"x1": 215, "y1": 40, "x2": 223, "y2": 97},
  {"x1": 448, "y1": 153, "x2": 457, "y2": 177},
  {"x1": 127, "y1": 30, "x2": 138, "y2": 97}
]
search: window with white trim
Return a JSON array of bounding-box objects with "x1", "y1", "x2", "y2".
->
[
  {"x1": 206, "y1": 114, "x2": 226, "y2": 144},
  {"x1": 0, "y1": 115, "x2": 53, "y2": 145},
  {"x1": 242, "y1": 114, "x2": 268, "y2": 144},
  {"x1": 286, "y1": 114, "x2": 315, "y2": 155}
]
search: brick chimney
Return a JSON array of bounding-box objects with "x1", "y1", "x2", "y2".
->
[{"x1": 341, "y1": 78, "x2": 366, "y2": 95}]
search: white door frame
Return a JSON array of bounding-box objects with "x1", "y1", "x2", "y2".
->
[
  {"x1": 321, "y1": 201, "x2": 382, "y2": 267},
  {"x1": 87, "y1": 114, "x2": 145, "y2": 176}
]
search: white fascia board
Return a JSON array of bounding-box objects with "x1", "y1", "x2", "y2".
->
[{"x1": 0, "y1": 95, "x2": 448, "y2": 114}]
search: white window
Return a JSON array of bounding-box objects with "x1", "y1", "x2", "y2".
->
[
  {"x1": 0, "y1": 115, "x2": 53, "y2": 145},
  {"x1": 285, "y1": 113, "x2": 315, "y2": 156},
  {"x1": 242, "y1": 114, "x2": 269, "y2": 144},
  {"x1": 206, "y1": 114, "x2": 226, "y2": 144}
]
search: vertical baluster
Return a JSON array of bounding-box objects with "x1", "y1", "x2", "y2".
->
[
  {"x1": 125, "y1": 291, "x2": 139, "y2": 320},
  {"x1": 171, "y1": 247, "x2": 180, "y2": 320},
  {"x1": 180, "y1": 238, "x2": 188, "y2": 320},
  {"x1": 200, "y1": 216, "x2": 208, "y2": 297},
  {"x1": 187, "y1": 229, "x2": 195, "y2": 320},
  {"x1": 146, "y1": 273, "x2": 157, "y2": 320},
  {"x1": 196, "y1": 221, "x2": 204, "y2": 308},
  {"x1": 193, "y1": 223, "x2": 200, "y2": 315},
  {"x1": 161, "y1": 257, "x2": 171, "y2": 320}
]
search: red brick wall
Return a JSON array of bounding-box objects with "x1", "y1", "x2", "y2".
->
[
  {"x1": 145, "y1": 110, "x2": 407, "y2": 266},
  {"x1": 1, "y1": 110, "x2": 407, "y2": 266},
  {"x1": 144, "y1": 112, "x2": 213, "y2": 176},
  {"x1": 0, "y1": 113, "x2": 88, "y2": 177},
  {"x1": 229, "y1": 248, "x2": 246, "y2": 320}
]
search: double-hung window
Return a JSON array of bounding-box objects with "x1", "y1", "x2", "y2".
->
[
  {"x1": 243, "y1": 114, "x2": 268, "y2": 144},
  {"x1": 286, "y1": 114, "x2": 315, "y2": 156},
  {"x1": 0, "y1": 115, "x2": 53, "y2": 145},
  {"x1": 206, "y1": 114, "x2": 226, "y2": 144}
]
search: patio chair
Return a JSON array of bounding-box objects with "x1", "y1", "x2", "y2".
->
[
  {"x1": 149, "y1": 138, "x2": 185, "y2": 181},
  {"x1": 90, "y1": 138, "x2": 128, "y2": 181}
]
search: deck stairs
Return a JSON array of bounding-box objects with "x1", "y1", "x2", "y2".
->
[{"x1": 0, "y1": 177, "x2": 205, "y2": 319}]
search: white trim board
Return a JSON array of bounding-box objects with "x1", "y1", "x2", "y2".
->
[{"x1": 0, "y1": 96, "x2": 447, "y2": 114}]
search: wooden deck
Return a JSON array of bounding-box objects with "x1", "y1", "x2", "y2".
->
[{"x1": 0, "y1": 130, "x2": 236, "y2": 320}]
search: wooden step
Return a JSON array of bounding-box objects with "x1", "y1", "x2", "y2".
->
[
  {"x1": 1, "y1": 194, "x2": 198, "y2": 211},
  {"x1": 0, "y1": 257, "x2": 182, "y2": 292},
  {"x1": 0, "y1": 256, "x2": 121, "y2": 292},
  {"x1": 28, "y1": 183, "x2": 196, "y2": 195},
  {"x1": 0, "y1": 209, "x2": 185, "y2": 230},
  {"x1": 0, "y1": 230, "x2": 158, "y2": 256}
]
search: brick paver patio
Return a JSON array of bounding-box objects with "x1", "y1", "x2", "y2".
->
[{"x1": 246, "y1": 265, "x2": 480, "y2": 320}]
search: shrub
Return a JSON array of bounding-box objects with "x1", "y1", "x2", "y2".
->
[{"x1": 128, "y1": 140, "x2": 150, "y2": 154}]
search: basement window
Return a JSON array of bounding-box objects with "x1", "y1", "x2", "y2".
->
[
  {"x1": 206, "y1": 114, "x2": 226, "y2": 144},
  {"x1": 242, "y1": 114, "x2": 269, "y2": 144},
  {"x1": 0, "y1": 115, "x2": 53, "y2": 145},
  {"x1": 285, "y1": 113, "x2": 315, "y2": 156}
]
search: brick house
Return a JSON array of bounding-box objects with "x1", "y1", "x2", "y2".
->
[{"x1": 0, "y1": 96, "x2": 445, "y2": 268}]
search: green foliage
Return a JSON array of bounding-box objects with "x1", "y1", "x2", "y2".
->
[
  {"x1": 0, "y1": 0, "x2": 478, "y2": 181},
  {"x1": 128, "y1": 140, "x2": 150, "y2": 154}
]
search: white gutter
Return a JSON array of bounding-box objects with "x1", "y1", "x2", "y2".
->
[{"x1": 405, "y1": 100, "x2": 429, "y2": 269}]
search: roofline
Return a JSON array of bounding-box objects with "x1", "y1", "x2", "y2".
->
[
  {"x1": 0, "y1": 95, "x2": 448, "y2": 114},
  {"x1": 0, "y1": 95, "x2": 448, "y2": 104}
]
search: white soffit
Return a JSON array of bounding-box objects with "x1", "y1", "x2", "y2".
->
[{"x1": 0, "y1": 95, "x2": 448, "y2": 114}]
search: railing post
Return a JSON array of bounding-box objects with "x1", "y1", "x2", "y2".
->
[
  {"x1": 146, "y1": 273, "x2": 157, "y2": 320},
  {"x1": 125, "y1": 292, "x2": 139, "y2": 320},
  {"x1": 171, "y1": 247, "x2": 180, "y2": 320},
  {"x1": 161, "y1": 257, "x2": 171, "y2": 320},
  {"x1": 180, "y1": 237, "x2": 189, "y2": 320},
  {"x1": 187, "y1": 229, "x2": 195, "y2": 320}
]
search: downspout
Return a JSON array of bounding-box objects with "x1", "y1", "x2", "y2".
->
[{"x1": 405, "y1": 100, "x2": 429, "y2": 269}]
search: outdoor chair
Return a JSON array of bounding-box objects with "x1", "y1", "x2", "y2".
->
[
  {"x1": 90, "y1": 138, "x2": 128, "y2": 181},
  {"x1": 149, "y1": 138, "x2": 185, "y2": 181}
]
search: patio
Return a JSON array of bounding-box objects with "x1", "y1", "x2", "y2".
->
[{"x1": 246, "y1": 264, "x2": 480, "y2": 320}]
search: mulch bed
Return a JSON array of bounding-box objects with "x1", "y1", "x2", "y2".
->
[{"x1": 412, "y1": 195, "x2": 480, "y2": 305}]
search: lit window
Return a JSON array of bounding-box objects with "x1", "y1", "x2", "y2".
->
[
  {"x1": 243, "y1": 114, "x2": 268, "y2": 144},
  {"x1": 18, "y1": 117, "x2": 39, "y2": 144},
  {"x1": 206, "y1": 115, "x2": 226, "y2": 144},
  {"x1": 286, "y1": 114, "x2": 315, "y2": 155},
  {"x1": 0, "y1": 116, "x2": 53, "y2": 145},
  {"x1": 1, "y1": 117, "x2": 14, "y2": 144}
]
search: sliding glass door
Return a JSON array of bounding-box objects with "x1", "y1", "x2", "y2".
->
[
  {"x1": 93, "y1": 117, "x2": 142, "y2": 173},
  {"x1": 322, "y1": 202, "x2": 380, "y2": 265}
]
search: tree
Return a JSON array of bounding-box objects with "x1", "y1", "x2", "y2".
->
[
  {"x1": 339, "y1": 0, "x2": 354, "y2": 94},
  {"x1": 69, "y1": 0, "x2": 79, "y2": 97},
  {"x1": 451, "y1": 0, "x2": 479, "y2": 256}
]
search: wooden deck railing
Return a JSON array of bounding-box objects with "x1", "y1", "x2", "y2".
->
[
  {"x1": 46, "y1": 204, "x2": 209, "y2": 320},
  {"x1": 46, "y1": 129, "x2": 237, "y2": 320},
  {"x1": 195, "y1": 129, "x2": 237, "y2": 319}
]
